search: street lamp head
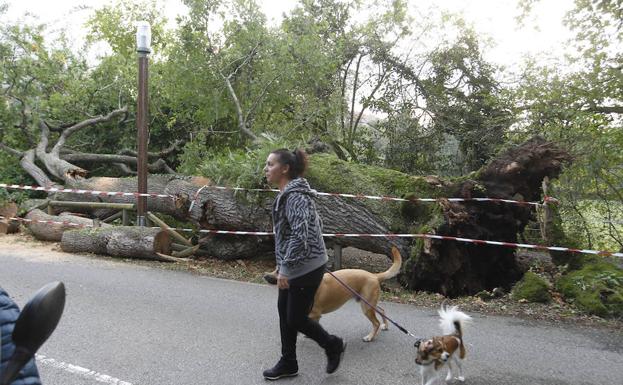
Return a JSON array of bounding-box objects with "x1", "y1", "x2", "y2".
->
[{"x1": 136, "y1": 21, "x2": 151, "y2": 54}]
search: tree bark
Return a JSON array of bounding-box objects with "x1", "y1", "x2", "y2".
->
[
  {"x1": 25, "y1": 209, "x2": 109, "y2": 241},
  {"x1": 61, "y1": 226, "x2": 171, "y2": 260}
]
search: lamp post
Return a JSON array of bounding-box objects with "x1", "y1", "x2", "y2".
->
[{"x1": 136, "y1": 21, "x2": 151, "y2": 226}]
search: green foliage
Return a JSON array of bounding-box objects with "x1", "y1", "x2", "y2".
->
[
  {"x1": 557, "y1": 262, "x2": 623, "y2": 317},
  {"x1": 0, "y1": 21, "x2": 89, "y2": 148},
  {"x1": 86, "y1": 0, "x2": 170, "y2": 57},
  {"x1": 511, "y1": 271, "x2": 552, "y2": 303},
  {"x1": 513, "y1": 0, "x2": 623, "y2": 255},
  {"x1": 180, "y1": 137, "x2": 291, "y2": 188},
  {"x1": 0, "y1": 188, "x2": 27, "y2": 206},
  {"x1": 381, "y1": 21, "x2": 512, "y2": 175}
]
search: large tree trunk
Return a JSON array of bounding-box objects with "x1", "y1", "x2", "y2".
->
[{"x1": 61, "y1": 226, "x2": 172, "y2": 260}]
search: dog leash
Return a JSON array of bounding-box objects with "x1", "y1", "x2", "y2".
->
[{"x1": 324, "y1": 268, "x2": 422, "y2": 341}]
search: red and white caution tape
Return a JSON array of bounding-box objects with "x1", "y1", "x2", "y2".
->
[
  {"x1": 1, "y1": 182, "x2": 550, "y2": 207},
  {"x1": 0, "y1": 183, "x2": 173, "y2": 199},
  {"x1": 3, "y1": 215, "x2": 621, "y2": 258},
  {"x1": 188, "y1": 184, "x2": 550, "y2": 207},
  {"x1": 2, "y1": 216, "x2": 92, "y2": 229}
]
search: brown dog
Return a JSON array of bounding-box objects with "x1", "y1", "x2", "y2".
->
[{"x1": 309, "y1": 246, "x2": 402, "y2": 342}]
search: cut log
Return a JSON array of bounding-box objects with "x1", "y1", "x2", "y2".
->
[
  {"x1": 25, "y1": 209, "x2": 107, "y2": 241},
  {"x1": 0, "y1": 202, "x2": 20, "y2": 234},
  {"x1": 107, "y1": 227, "x2": 171, "y2": 259},
  {"x1": 61, "y1": 226, "x2": 171, "y2": 260}
]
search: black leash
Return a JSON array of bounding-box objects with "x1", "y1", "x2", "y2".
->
[{"x1": 324, "y1": 268, "x2": 422, "y2": 341}]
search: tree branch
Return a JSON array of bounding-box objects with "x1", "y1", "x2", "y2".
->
[
  {"x1": 51, "y1": 106, "x2": 128, "y2": 156},
  {"x1": 220, "y1": 72, "x2": 258, "y2": 142},
  {"x1": 0, "y1": 142, "x2": 24, "y2": 158},
  {"x1": 117, "y1": 139, "x2": 184, "y2": 160},
  {"x1": 62, "y1": 152, "x2": 176, "y2": 174},
  {"x1": 8, "y1": 94, "x2": 35, "y2": 146},
  {"x1": 340, "y1": 56, "x2": 356, "y2": 136},
  {"x1": 19, "y1": 149, "x2": 58, "y2": 188},
  {"x1": 585, "y1": 105, "x2": 623, "y2": 114},
  {"x1": 245, "y1": 74, "x2": 280, "y2": 125},
  {"x1": 351, "y1": 68, "x2": 387, "y2": 141}
]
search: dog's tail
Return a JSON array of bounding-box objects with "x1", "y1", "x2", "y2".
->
[
  {"x1": 438, "y1": 305, "x2": 471, "y2": 338},
  {"x1": 375, "y1": 246, "x2": 402, "y2": 282}
]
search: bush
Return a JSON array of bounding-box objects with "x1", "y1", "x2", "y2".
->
[
  {"x1": 556, "y1": 262, "x2": 623, "y2": 317},
  {"x1": 511, "y1": 271, "x2": 551, "y2": 303},
  {"x1": 178, "y1": 137, "x2": 292, "y2": 188}
]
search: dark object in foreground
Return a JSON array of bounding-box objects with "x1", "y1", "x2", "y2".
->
[{"x1": 0, "y1": 282, "x2": 65, "y2": 385}]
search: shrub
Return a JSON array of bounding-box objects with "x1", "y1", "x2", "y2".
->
[
  {"x1": 556, "y1": 262, "x2": 623, "y2": 317},
  {"x1": 511, "y1": 271, "x2": 551, "y2": 303}
]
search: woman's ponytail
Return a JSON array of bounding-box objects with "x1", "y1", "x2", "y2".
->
[{"x1": 271, "y1": 148, "x2": 309, "y2": 179}]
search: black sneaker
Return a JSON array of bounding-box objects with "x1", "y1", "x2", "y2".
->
[
  {"x1": 325, "y1": 336, "x2": 346, "y2": 374},
  {"x1": 263, "y1": 357, "x2": 298, "y2": 380}
]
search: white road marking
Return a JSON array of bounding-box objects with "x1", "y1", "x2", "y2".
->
[{"x1": 36, "y1": 354, "x2": 134, "y2": 385}]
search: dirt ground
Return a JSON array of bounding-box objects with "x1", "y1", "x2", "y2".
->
[{"x1": 1, "y1": 232, "x2": 621, "y2": 332}]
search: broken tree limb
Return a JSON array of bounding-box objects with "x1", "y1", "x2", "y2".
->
[
  {"x1": 155, "y1": 252, "x2": 188, "y2": 262},
  {"x1": 171, "y1": 243, "x2": 210, "y2": 257},
  {"x1": 172, "y1": 244, "x2": 200, "y2": 258},
  {"x1": 146, "y1": 211, "x2": 192, "y2": 246},
  {"x1": 49, "y1": 201, "x2": 135, "y2": 211},
  {"x1": 102, "y1": 210, "x2": 123, "y2": 223}
]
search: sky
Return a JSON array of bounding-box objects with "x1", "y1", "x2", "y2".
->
[{"x1": 1, "y1": 0, "x2": 576, "y2": 69}]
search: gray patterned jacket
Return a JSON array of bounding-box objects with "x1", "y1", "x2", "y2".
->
[{"x1": 272, "y1": 178, "x2": 328, "y2": 280}]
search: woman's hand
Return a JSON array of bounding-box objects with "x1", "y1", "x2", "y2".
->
[{"x1": 277, "y1": 274, "x2": 289, "y2": 289}]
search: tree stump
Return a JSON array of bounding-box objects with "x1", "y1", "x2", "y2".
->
[{"x1": 0, "y1": 202, "x2": 20, "y2": 234}]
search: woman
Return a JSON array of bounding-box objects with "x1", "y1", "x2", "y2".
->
[{"x1": 262, "y1": 148, "x2": 346, "y2": 380}]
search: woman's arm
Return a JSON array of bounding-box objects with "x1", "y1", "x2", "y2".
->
[{"x1": 282, "y1": 192, "x2": 311, "y2": 268}]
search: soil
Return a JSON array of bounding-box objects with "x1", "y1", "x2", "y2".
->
[{"x1": 2, "y1": 233, "x2": 621, "y2": 332}]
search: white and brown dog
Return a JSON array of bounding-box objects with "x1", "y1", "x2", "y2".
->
[
  {"x1": 309, "y1": 246, "x2": 402, "y2": 342},
  {"x1": 414, "y1": 305, "x2": 471, "y2": 385}
]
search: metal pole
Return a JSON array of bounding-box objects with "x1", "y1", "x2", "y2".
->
[{"x1": 136, "y1": 52, "x2": 149, "y2": 226}]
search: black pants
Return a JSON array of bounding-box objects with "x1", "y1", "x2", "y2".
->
[{"x1": 278, "y1": 264, "x2": 331, "y2": 361}]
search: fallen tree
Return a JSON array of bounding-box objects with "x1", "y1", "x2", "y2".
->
[{"x1": 1, "y1": 110, "x2": 571, "y2": 295}]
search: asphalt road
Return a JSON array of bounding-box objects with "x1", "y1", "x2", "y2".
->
[{"x1": 0, "y1": 243, "x2": 622, "y2": 385}]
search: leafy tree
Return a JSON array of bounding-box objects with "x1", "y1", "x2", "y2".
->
[{"x1": 515, "y1": 0, "x2": 623, "y2": 251}]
